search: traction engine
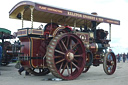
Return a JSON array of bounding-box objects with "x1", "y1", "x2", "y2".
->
[
  {"x1": 9, "y1": 1, "x2": 120, "y2": 80},
  {"x1": 16, "y1": 22, "x2": 116, "y2": 80}
]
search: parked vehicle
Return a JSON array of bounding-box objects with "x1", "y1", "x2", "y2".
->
[
  {"x1": 0, "y1": 28, "x2": 19, "y2": 66},
  {"x1": 9, "y1": 1, "x2": 120, "y2": 80}
]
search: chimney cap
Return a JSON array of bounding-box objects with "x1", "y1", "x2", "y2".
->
[{"x1": 91, "y1": 12, "x2": 98, "y2": 15}]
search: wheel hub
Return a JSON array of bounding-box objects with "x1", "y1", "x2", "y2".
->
[
  {"x1": 111, "y1": 61, "x2": 114, "y2": 65},
  {"x1": 66, "y1": 52, "x2": 74, "y2": 61},
  {"x1": 107, "y1": 61, "x2": 114, "y2": 66}
]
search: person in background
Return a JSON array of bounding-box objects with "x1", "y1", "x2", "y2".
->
[
  {"x1": 123, "y1": 53, "x2": 126, "y2": 63},
  {"x1": 127, "y1": 53, "x2": 128, "y2": 62},
  {"x1": 120, "y1": 53, "x2": 122, "y2": 61},
  {"x1": 117, "y1": 53, "x2": 120, "y2": 63}
]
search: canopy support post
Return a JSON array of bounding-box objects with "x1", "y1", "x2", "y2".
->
[
  {"x1": 51, "y1": 19, "x2": 52, "y2": 30},
  {"x1": 21, "y1": 12, "x2": 24, "y2": 28},
  {"x1": 109, "y1": 24, "x2": 111, "y2": 41},
  {"x1": 73, "y1": 19, "x2": 77, "y2": 31},
  {"x1": 30, "y1": 7, "x2": 34, "y2": 28},
  {"x1": 91, "y1": 21, "x2": 96, "y2": 40}
]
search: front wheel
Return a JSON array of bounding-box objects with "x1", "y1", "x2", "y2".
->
[{"x1": 103, "y1": 52, "x2": 116, "y2": 75}]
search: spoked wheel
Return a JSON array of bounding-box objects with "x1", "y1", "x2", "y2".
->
[
  {"x1": 83, "y1": 52, "x2": 93, "y2": 73},
  {"x1": 26, "y1": 68, "x2": 50, "y2": 76},
  {"x1": 46, "y1": 33, "x2": 86, "y2": 80},
  {"x1": 103, "y1": 52, "x2": 116, "y2": 75}
]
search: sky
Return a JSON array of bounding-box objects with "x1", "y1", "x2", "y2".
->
[{"x1": 0, "y1": 0, "x2": 128, "y2": 54}]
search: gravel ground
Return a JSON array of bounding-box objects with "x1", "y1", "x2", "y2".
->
[{"x1": 0, "y1": 61, "x2": 128, "y2": 85}]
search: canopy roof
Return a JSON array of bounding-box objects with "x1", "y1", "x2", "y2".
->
[
  {"x1": 0, "y1": 28, "x2": 11, "y2": 34},
  {"x1": 0, "y1": 28, "x2": 13, "y2": 39},
  {"x1": 9, "y1": 1, "x2": 120, "y2": 28}
]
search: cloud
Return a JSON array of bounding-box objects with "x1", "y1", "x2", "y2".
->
[{"x1": 0, "y1": 0, "x2": 127, "y2": 54}]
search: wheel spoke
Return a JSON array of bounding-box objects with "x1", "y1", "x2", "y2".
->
[
  {"x1": 72, "y1": 42, "x2": 79, "y2": 50},
  {"x1": 55, "y1": 58, "x2": 65, "y2": 64},
  {"x1": 107, "y1": 58, "x2": 111, "y2": 62},
  {"x1": 73, "y1": 58, "x2": 78, "y2": 63},
  {"x1": 61, "y1": 62, "x2": 68, "y2": 74},
  {"x1": 69, "y1": 40, "x2": 73, "y2": 49},
  {"x1": 107, "y1": 55, "x2": 113, "y2": 61},
  {"x1": 107, "y1": 66, "x2": 112, "y2": 72},
  {"x1": 110, "y1": 66, "x2": 112, "y2": 71},
  {"x1": 74, "y1": 47, "x2": 79, "y2": 54},
  {"x1": 58, "y1": 42, "x2": 64, "y2": 51},
  {"x1": 61, "y1": 40, "x2": 68, "y2": 51},
  {"x1": 74, "y1": 54, "x2": 83, "y2": 57},
  {"x1": 55, "y1": 49, "x2": 65, "y2": 55},
  {"x1": 59, "y1": 62, "x2": 64, "y2": 71},
  {"x1": 55, "y1": 56, "x2": 63, "y2": 58},
  {"x1": 67, "y1": 65, "x2": 71, "y2": 76},
  {"x1": 71, "y1": 62, "x2": 80, "y2": 70},
  {"x1": 70, "y1": 62, "x2": 73, "y2": 73}
]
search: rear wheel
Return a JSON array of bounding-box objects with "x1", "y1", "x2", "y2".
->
[
  {"x1": 26, "y1": 68, "x2": 50, "y2": 76},
  {"x1": 103, "y1": 52, "x2": 116, "y2": 75},
  {"x1": 46, "y1": 33, "x2": 86, "y2": 80}
]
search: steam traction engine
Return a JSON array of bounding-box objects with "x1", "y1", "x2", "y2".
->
[
  {"x1": 0, "y1": 28, "x2": 19, "y2": 66},
  {"x1": 9, "y1": 1, "x2": 120, "y2": 80}
]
